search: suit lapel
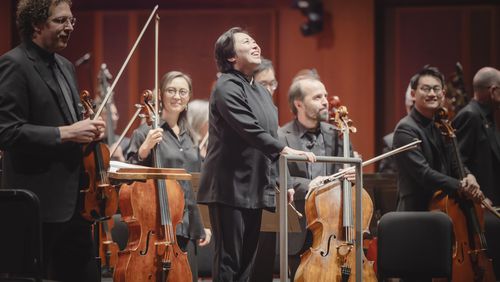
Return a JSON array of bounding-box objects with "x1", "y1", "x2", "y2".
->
[
  {"x1": 471, "y1": 102, "x2": 500, "y2": 163},
  {"x1": 55, "y1": 56, "x2": 81, "y2": 121},
  {"x1": 321, "y1": 122, "x2": 337, "y2": 174},
  {"x1": 285, "y1": 122, "x2": 309, "y2": 178},
  {"x1": 27, "y1": 47, "x2": 74, "y2": 124}
]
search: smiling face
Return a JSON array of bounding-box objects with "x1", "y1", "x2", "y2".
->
[
  {"x1": 32, "y1": 1, "x2": 74, "y2": 53},
  {"x1": 161, "y1": 76, "x2": 191, "y2": 118},
  {"x1": 295, "y1": 79, "x2": 329, "y2": 127},
  {"x1": 412, "y1": 75, "x2": 445, "y2": 119},
  {"x1": 229, "y1": 32, "x2": 261, "y2": 76}
]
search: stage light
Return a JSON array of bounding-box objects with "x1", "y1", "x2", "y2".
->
[{"x1": 293, "y1": 0, "x2": 324, "y2": 36}]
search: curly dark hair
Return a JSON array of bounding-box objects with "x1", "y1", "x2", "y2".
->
[{"x1": 16, "y1": 0, "x2": 72, "y2": 41}]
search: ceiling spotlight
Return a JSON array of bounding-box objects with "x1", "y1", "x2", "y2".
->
[{"x1": 294, "y1": 0, "x2": 324, "y2": 36}]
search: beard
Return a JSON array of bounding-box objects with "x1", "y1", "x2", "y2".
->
[{"x1": 317, "y1": 109, "x2": 329, "y2": 122}]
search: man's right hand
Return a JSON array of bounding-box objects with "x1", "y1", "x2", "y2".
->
[
  {"x1": 59, "y1": 118, "x2": 106, "y2": 143},
  {"x1": 460, "y1": 174, "x2": 483, "y2": 202},
  {"x1": 281, "y1": 146, "x2": 316, "y2": 162}
]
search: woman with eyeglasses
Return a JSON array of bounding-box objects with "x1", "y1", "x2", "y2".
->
[{"x1": 127, "y1": 71, "x2": 211, "y2": 281}]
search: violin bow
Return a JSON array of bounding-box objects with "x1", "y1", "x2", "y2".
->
[
  {"x1": 109, "y1": 103, "x2": 144, "y2": 158},
  {"x1": 305, "y1": 139, "x2": 422, "y2": 199},
  {"x1": 93, "y1": 5, "x2": 159, "y2": 120}
]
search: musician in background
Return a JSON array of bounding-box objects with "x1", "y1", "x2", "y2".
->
[
  {"x1": 254, "y1": 57, "x2": 278, "y2": 96},
  {"x1": 378, "y1": 78, "x2": 415, "y2": 173},
  {"x1": 277, "y1": 76, "x2": 353, "y2": 281},
  {"x1": 197, "y1": 27, "x2": 314, "y2": 281},
  {"x1": 0, "y1": 0, "x2": 105, "y2": 280},
  {"x1": 393, "y1": 66, "x2": 483, "y2": 211},
  {"x1": 452, "y1": 67, "x2": 500, "y2": 206},
  {"x1": 250, "y1": 57, "x2": 279, "y2": 282},
  {"x1": 187, "y1": 99, "x2": 209, "y2": 159},
  {"x1": 127, "y1": 71, "x2": 211, "y2": 281},
  {"x1": 99, "y1": 100, "x2": 130, "y2": 162}
]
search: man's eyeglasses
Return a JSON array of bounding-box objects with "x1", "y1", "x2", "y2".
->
[
  {"x1": 419, "y1": 85, "x2": 443, "y2": 95},
  {"x1": 50, "y1": 16, "x2": 76, "y2": 27},
  {"x1": 258, "y1": 80, "x2": 278, "y2": 92},
  {"x1": 165, "y1": 87, "x2": 190, "y2": 98}
]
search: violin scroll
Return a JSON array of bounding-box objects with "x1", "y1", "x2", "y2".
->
[
  {"x1": 433, "y1": 107, "x2": 456, "y2": 139},
  {"x1": 80, "y1": 90, "x2": 96, "y2": 119},
  {"x1": 141, "y1": 90, "x2": 156, "y2": 127}
]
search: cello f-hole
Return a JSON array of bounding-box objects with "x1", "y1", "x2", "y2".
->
[{"x1": 140, "y1": 230, "x2": 154, "y2": 255}]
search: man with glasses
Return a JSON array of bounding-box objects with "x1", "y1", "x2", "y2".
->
[
  {"x1": 254, "y1": 58, "x2": 278, "y2": 96},
  {"x1": 0, "y1": 0, "x2": 104, "y2": 281},
  {"x1": 452, "y1": 67, "x2": 500, "y2": 206},
  {"x1": 393, "y1": 67, "x2": 483, "y2": 212}
]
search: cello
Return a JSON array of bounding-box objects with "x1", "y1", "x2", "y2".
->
[
  {"x1": 113, "y1": 90, "x2": 192, "y2": 282},
  {"x1": 429, "y1": 107, "x2": 496, "y2": 282},
  {"x1": 295, "y1": 101, "x2": 377, "y2": 282}
]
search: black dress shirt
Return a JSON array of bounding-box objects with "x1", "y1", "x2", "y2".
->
[
  {"x1": 197, "y1": 70, "x2": 284, "y2": 209},
  {"x1": 127, "y1": 120, "x2": 205, "y2": 240}
]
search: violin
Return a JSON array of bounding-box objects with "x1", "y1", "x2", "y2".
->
[
  {"x1": 114, "y1": 90, "x2": 191, "y2": 282},
  {"x1": 79, "y1": 90, "x2": 118, "y2": 221},
  {"x1": 295, "y1": 99, "x2": 377, "y2": 281},
  {"x1": 429, "y1": 107, "x2": 496, "y2": 282}
]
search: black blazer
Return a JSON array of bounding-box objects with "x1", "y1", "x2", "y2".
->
[
  {"x1": 0, "y1": 42, "x2": 83, "y2": 222},
  {"x1": 278, "y1": 120, "x2": 348, "y2": 255},
  {"x1": 197, "y1": 70, "x2": 284, "y2": 209},
  {"x1": 453, "y1": 100, "x2": 500, "y2": 205},
  {"x1": 393, "y1": 108, "x2": 461, "y2": 211}
]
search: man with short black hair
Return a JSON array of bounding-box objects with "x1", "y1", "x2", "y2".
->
[{"x1": 393, "y1": 67, "x2": 483, "y2": 211}]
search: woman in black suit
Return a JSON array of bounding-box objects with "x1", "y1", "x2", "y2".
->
[{"x1": 197, "y1": 27, "x2": 315, "y2": 282}]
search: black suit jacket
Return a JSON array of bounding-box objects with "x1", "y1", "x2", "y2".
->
[
  {"x1": 393, "y1": 108, "x2": 461, "y2": 211},
  {"x1": 278, "y1": 120, "x2": 349, "y2": 255},
  {"x1": 0, "y1": 42, "x2": 83, "y2": 222},
  {"x1": 197, "y1": 70, "x2": 284, "y2": 209},
  {"x1": 452, "y1": 100, "x2": 500, "y2": 205}
]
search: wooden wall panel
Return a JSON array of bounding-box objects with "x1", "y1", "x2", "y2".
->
[
  {"x1": 278, "y1": 0, "x2": 375, "y2": 170},
  {"x1": 1, "y1": 2, "x2": 376, "y2": 168},
  {"x1": 379, "y1": 5, "x2": 500, "y2": 151},
  {"x1": 0, "y1": 1, "x2": 13, "y2": 55}
]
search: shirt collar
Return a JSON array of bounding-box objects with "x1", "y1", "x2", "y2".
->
[
  {"x1": 26, "y1": 40, "x2": 55, "y2": 65},
  {"x1": 410, "y1": 107, "x2": 433, "y2": 127},
  {"x1": 159, "y1": 119, "x2": 187, "y2": 136},
  {"x1": 294, "y1": 119, "x2": 321, "y2": 138},
  {"x1": 473, "y1": 100, "x2": 492, "y2": 119}
]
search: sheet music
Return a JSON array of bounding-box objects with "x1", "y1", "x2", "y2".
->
[{"x1": 109, "y1": 160, "x2": 148, "y2": 173}]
